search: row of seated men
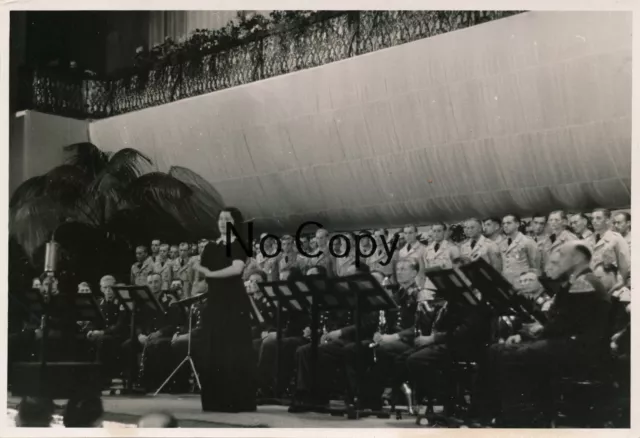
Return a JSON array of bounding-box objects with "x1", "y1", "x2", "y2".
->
[
  {"x1": 8, "y1": 242, "x2": 630, "y2": 425},
  {"x1": 248, "y1": 241, "x2": 630, "y2": 426},
  {"x1": 8, "y1": 272, "x2": 202, "y2": 394}
]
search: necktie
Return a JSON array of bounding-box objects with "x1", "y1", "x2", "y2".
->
[
  {"x1": 285, "y1": 256, "x2": 289, "y2": 264},
  {"x1": 507, "y1": 238, "x2": 513, "y2": 246},
  {"x1": 434, "y1": 243, "x2": 441, "y2": 253},
  {"x1": 534, "y1": 236, "x2": 538, "y2": 243},
  {"x1": 550, "y1": 234, "x2": 557, "y2": 244},
  {"x1": 470, "y1": 240, "x2": 477, "y2": 249},
  {"x1": 407, "y1": 244, "x2": 412, "y2": 252},
  {"x1": 180, "y1": 258, "x2": 184, "y2": 267},
  {"x1": 595, "y1": 234, "x2": 601, "y2": 243}
]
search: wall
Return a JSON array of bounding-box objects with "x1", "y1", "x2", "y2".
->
[
  {"x1": 87, "y1": 11, "x2": 631, "y2": 233},
  {"x1": 10, "y1": 111, "x2": 91, "y2": 195}
]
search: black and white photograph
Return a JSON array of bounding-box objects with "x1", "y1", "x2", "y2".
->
[{"x1": 1, "y1": 2, "x2": 635, "y2": 432}]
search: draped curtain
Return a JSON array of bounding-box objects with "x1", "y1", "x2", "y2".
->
[{"x1": 90, "y1": 11, "x2": 631, "y2": 234}]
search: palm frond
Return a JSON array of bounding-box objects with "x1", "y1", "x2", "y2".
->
[
  {"x1": 64, "y1": 142, "x2": 110, "y2": 178},
  {"x1": 106, "y1": 148, "x2": 152, "y2": 182},
  {"x1": 9, "y1": 175, "x2": 46, "y2": 209},
  {"x1": 127, "y1": 172, "x2": 194, "y2": 208},
  {"x1": 168, "y1": 166, "x2": 225, "y2": 208},
  {"x1": 43, "y1": 165, "x2": 92, "y2": 207}
]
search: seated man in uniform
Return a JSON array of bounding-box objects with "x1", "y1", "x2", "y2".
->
[
  {"x1": 259, "y1": 266, "x2": 309, "y2": 398},
  {"x1": 121, "y1": 273, "x2": 181, "y2": 393},
  {"x1": 85, "y1": 275, "x2": 128, "y2": 388},
  {"x1": 349, "y1": 260, "x2": 435, "y2": 409},
  {"x1": 470, "y1": 242, "x2": 611, "y2": 427}
]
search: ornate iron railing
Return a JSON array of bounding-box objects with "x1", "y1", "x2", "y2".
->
[{"x1": 21, "y1": 10, "x2": 524, "y2": 119}]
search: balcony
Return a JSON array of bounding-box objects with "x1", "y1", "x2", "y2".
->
[{"x1": 19, "y1": 10, "x2": 523, "y2": 120}]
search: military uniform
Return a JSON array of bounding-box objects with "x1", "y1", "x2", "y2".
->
[
  {"x1": 172, "y1": 257, "x2": 192, "y2": 297},
  {"x1": 121, "y1": 291, "x2": 182, "y2": 391},
  {"x1": 459, "y1": 235, "x2": 502, "y2": 272},
  {"x1": 87, "y1": 297, "x2": 128, "y2": 385},
  {"x1": 584, "y1": 230, "x2": 630, "y2": 278},
  {"x1": 188, "y1": 255, "x2": 208, "y2": 295},
  {"x1": 422, "y1": 240, "x2": 460, "y2": 270},
  {"x1": 398, "y1": 242, "x2": 427, "y2": 263},
  {"x1": 271, "y1": 251, "x2": 307, "y2": 281},
  {"x1": 130, "y1": 257, "x2": 155, "y2": 286},
  {"x1": 500, "y1": 232, "x2": 540, "y2": 285},
  {"x1": 154, "y1": 259, "x2": 173, "y2": 291},
  {"x1": 495, "y1": 292, "x2": 553, "y2": 341},
  {"x1": 473, "y1": 268, "x2": 611, "y2": 424},
  {"x1": 302, "y1": 249, "x2": 337, "y2": 277},
  {"x1": 576, "y1": 229, "x2": 593, "y2": 241},
  {"x1": 539, "y1": 229, "x2": 578, "y2": 271},
  {"x1": 366, "y1": 248, "x2": 397, "y2": 278}
]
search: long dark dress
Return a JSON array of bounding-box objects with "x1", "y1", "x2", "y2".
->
[{"x1": 199, "y1": 239, "x2": 257, "y2": 412}]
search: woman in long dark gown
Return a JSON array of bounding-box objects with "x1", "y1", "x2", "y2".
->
[{"x1": 193, "y1": 207, "x2": 257, "y2": 412}]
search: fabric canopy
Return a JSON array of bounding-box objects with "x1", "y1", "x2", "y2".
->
[{"x1": 89, "y1": 11, "x2": 632, "y2": 234}]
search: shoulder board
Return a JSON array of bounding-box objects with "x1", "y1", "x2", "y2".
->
[{"x1": 569, "y1": 277, "x2": 596, "y2": 294}]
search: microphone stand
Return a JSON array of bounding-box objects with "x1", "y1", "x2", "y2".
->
[{"x1": 154, "y1": 303, "x2": 201, "y2": 396}]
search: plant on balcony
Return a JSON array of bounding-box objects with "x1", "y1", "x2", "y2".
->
[{"x1": 9, "y1": 142, "x2": 225, "y2": 287}]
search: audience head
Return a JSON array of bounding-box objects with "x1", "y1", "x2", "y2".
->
[
  {"x1": 558, "y1": 241, "x2": 592, "y2": 274},
  {"x1": 502, "y1": 214, "x2": 521, "y2": 236},
  {"x1": 190, "y1": 243, "x2": 198, "y2": 256},
  {"x1": 591, "y1": 208, "x2": 611, "y2": 232},
  {"x1": 16, "y1": 396, "x2": 55, "y2": 427},
  {"x1": 147, "y1": 273, "x2": 162, "y2": 294},
  {"x1": 548, "y1": 210, "x2": 569, "y2": 233},
  {"x1": 613, "y1": 212, "x2": 631, "y2": 236},
  {"x1": 396, "y1": 259, "x2": 419, "y2": 285},
  {"x1": 135, "y1": 245, "x2": 149, "y2": 263},
  {"x1": 482, "y1": 217, "x2": 502, "y2": 237},
  {"x1": 99, "y1": 275, "x2": 116, "y2": 300},
  {"x1": 569, "y1": 213, "x2": 591, "y2": 236},
  {"x1": 158, "y1": 244, "x2": 170, "y2": 261},
  {"x1": 32, "y1": 277, "x2": 42, "y2": 290},
  {"x1": 281, "y1": 234, "x2": 294, "y2": 253},
  {"x1": 463, "y1": 218, "x2": 483, "y2": 240},
  {"x1": 315, "y1": 228, "x2": 329, "y2": 249},
  {"x1": 517, "y1": 270, "x2": 542, "y2": 296},
  {"x1": 77, "y1": 282, "x2": 91, "y2": 295},
  {"x1": 63, "y1": 395, "x2": 104, "y2": 428},
  {"x1": 245, "y1": 269, "x2": 267, "y2": 295},
  {"x1": 178, "y1": 242, "x2": 190, "y2": 259},
  {"x1": 197, "y1": 238, "x2": 208, "y2": 254},
  {"x1": 544, "y1": 250, "x2": 564, "y2": 280},
  {"x1": 40, "y1": 274, "x2": 59, "y2": 296},
  {"x1": 431, "y1": 222, "x2": 447, "y2": 243},
  {"x1": 403, "y1": 225, "x2": 419, "y2": 245},
  {"x1": 169, "y1": 245, "x2": 179, "y2": 260},
  {"x1": 593, "y1": 263, "x2": 619, "y2": 292},
  {"x1": 531, "y1": 213, "x2": 547, "y2": 236},
  {"x1": 150, "y1": 239, "x2": 161, "y2": 255},
  {"x1": 170, "y1": 279, "x2": 183, "y2": 293},
  {"x1": 137, "y1": 411, "x2": 178, "y2": 428}
]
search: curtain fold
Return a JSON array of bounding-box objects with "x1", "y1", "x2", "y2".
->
[{"x1": 91, "y1": 11, "x2": 631, "y2": 233}]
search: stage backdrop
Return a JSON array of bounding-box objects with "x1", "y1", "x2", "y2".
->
[{"x1": 89, "y1": 11, "x2": 632, "y2": 233}]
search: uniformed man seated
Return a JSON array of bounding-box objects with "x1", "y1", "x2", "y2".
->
[
  {"x1": 469, "y1": 242, "x2": 611, "y2": 427},
  {"x1": 85, "y1": 275, "x2": 128, "y2": 388},
  {"x1": 121, "y1": 273, "x2": 181, "y2": 393}
]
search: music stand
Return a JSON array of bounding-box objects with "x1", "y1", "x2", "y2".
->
[
  {"x1": 258, "y1": 279, "x2": 314, "y2": 401},
  {"x1": 458, "y1": 259, "x2": 541, "y2": 323},
  {"x1": 112, "y1": 285, "x2": 166, "y2": 393},
  {"x1": 154, "y1": 293, "x2": 206, "y2": 396},
  {"x1": 423, "y1": 268, "x2": 485, "y2": 311},
  {"x1": 322, "y1": 274, "x2": 398, "y2": 419}
]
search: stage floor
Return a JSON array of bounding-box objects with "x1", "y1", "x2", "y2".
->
[{"x1": 7, "y1": 394, "x2": 421, "y2": 428}]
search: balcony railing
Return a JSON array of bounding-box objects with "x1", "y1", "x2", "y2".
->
[{"x1": 20, "y1": 10, "x2": 523, "y2": 120}]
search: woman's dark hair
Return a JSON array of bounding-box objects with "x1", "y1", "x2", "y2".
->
[
  {"x1": 219, "y1": 207, "x2": 246, "y2": 241},
  {"x1": 63, "y1": 396, "x2": 104, "y2": 427}
]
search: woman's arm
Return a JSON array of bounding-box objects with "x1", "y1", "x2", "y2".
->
[{"x1": 196, "y1": 260, "x2": 246, "y2": 279}]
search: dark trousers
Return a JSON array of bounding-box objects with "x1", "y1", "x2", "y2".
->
[
  {"x1": 259, "y1": 335, "x2": 307, "y2": 393},
  {"x1": 89, "y1": 335, "x2": 125, "y2": 386},
  {"x1": 471, "y1": 338, "x2": 592, "y2": 422},
  {"x1": 122, "y1": 336, "x2": 173, "y2": 391},
  {"x1": 295, "y1": 339, "x2": 352, "y2": 402}
]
